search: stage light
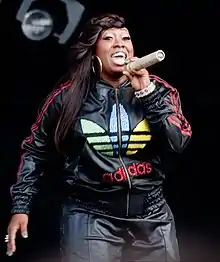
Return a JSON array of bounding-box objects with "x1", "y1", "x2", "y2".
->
[
  {"x1": 21, "y1": 9, "x2": 53, "y2": 41},
  {"x1": 16, "y1": 0, "x2": 85, "y2": 44}
]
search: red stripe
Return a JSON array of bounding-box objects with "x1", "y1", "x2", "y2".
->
[
  {"x1": 150, "y1": 74, "x2": 175, "y2": 91},
  {"x1": 167, "y1": 116, "x2": 192, "y2": 136},
  {"x1": 150, "y1": 75, "x2": 192, "y2": 136},
  {"x1": 16, "y1": 80, "x2": 71, "y2": 179},
  {"x1": 168, "y1": 115, "x2": 182, "y2": 125}
]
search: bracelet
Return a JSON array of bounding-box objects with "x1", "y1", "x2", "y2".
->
[{"x1": 134, "y1": 82, "x2": 156, "y2": 98}]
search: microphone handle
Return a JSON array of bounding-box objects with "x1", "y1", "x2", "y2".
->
[{"x1": 126, "y1": 50, "x2": 165, "y2": 72}]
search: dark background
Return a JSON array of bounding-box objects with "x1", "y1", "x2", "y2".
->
[{"x1": 1, "y1": 0, "x2": 219, "y2": 261}]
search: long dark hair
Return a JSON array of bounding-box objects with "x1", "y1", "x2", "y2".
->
[{"x1": 54, "y1": 13, "x2": 125, "y2": 152}]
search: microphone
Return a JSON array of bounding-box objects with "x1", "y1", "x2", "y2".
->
[{"x1": 125, "y1": 50, "x2": 165, "y2": 72}]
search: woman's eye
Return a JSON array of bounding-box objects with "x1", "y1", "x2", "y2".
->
[
  {"x1": 123, "y1": 36, "x2": 131, "y2": 40},
  {"x1": 103, "y1": 36, "x2": 112, "y2": 40}
]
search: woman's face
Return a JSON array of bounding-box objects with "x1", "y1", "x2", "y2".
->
[{"x1": 95, "y1": 27, "x2": 134, "y2": 77}]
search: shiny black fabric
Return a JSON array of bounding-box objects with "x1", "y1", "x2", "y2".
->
[
  {"x1": 9, "y1": 75, "x2": 191, "y2": 261},
  {"x1": 60, "y1": 201, "x2": 180, "y2": 262},
  {"x1": 10, "y1": 75, "x2": 192, "y2": 216}
]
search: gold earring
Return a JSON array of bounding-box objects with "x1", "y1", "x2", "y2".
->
[{"x1": 92, "y1": 55, "x2": 102, "y2": 74}]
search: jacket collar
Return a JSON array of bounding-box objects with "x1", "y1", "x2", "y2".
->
[{"x1": 96, "y1": 79, "x2": 130, "y2": 89}]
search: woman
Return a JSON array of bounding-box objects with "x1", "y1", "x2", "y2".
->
[{"x1": 6, "y1": 13, "x2": 192, "y2": 261}]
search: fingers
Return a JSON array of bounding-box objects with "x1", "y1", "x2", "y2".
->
[
  {"x1": 123, "y1": 70, "x2": 133, "y2": 81},
  {"x1": 124, "y1": 57, "x2": 140, "y2": 80},
  {"x1": 6, "y1": 220, "x2": 28, "y2": 256},
  {"x1": 6, "y1": 214, "x2": 29, "y2": 256},
  {"x1": 130, "y1": 68, "x2": 147, "y2": 76},
  {"x1": 20, "y1": 220, "x2": 28, "y2": 239},
  {"x1": 125, "y1": 57, "x2": 149, "y2": 76},
  {"x1": 125, "y1": 56, "x2": 138, "y2": 64},
  {"x1": 124, "y1": 57, "x2": 138, "y2": 68},
  {"x1": 123, "y1": 68, "x2": 147, "y2": 81},
  {"x1": 7, "y1": 226, "x2": 19, "y2": 256}
]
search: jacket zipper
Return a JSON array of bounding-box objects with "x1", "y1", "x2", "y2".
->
[{"x1": 115, "y1": 88, "x2": 132, "y2": 216}]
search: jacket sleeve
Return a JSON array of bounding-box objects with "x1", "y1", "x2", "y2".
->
[
  {"x1": 138, "y1": 75, "x2": 192, "y2": 153},
  {"x1": 10, "y1": 81, "x2": 71, "y2": 215}
]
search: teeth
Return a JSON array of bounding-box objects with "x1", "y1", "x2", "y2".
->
[{"x1": 112, "y1": 51, "x2": 126, "y2": 58}]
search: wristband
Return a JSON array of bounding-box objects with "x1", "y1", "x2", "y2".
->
[{"x1": 134, "y1": 82, "x2": 156, "y2": 98}]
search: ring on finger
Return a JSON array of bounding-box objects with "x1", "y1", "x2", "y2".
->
[{"x1": 5, "y1": 235, "x2": 9, "y2": 243}]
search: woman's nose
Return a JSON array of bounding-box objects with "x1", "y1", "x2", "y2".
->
[
  {"x1": 113, "y1": 38, "x2": 125, "y2": 48},
  {"x1": 114, "y1": 42, "x2": 125, "y2": 48}
]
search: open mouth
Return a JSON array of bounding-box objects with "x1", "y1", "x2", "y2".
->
[
  {"x1": 111, "y1": 51, "x2": 127, "y2": 66},
  {"x1": 111, "y1": 51, "x2": 127, "y2": 59}
]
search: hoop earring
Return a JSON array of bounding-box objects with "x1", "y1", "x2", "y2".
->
[{"x1": 92, "y1": 55, "x2": 102, "y2": 74}]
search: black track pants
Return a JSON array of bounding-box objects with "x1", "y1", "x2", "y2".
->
[{"x1": 60, "y1": 202, "x2": 180, "y2": 262}]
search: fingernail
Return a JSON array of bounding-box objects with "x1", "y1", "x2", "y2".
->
[
  {"x1": 6, "y1": 251, "x2": 13, "y2": 256},
  {"x1": 125, "y1": 58, "x2": 130, "y2": 64},
  {"x1": 22, "y1": 232, "x2": 28, "y2": 238}
]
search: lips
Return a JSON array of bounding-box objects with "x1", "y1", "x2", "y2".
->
[
  {"x1": 111, "y1": 51, "x2": 127, "y2": 59},
  {"x1": 111, "y1": 51, "x2": 127, "y2": 66}
]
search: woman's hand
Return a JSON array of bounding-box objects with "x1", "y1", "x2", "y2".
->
[
  {"x1": 123, "y1": 57, "x2": 151, "y2": 91},
  {"x1": 6, "y1": 214, "x2": 29, "y2": 256}
]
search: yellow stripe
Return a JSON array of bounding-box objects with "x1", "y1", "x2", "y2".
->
[
  {"x1": 127, "y1": 150, "x2": 138, "y2": 155},
  {"x1": 129, "y1": 134, "x2": 152, "y2": 142},
  {"x1": 133, "y1": 119, "x2": 151, "y2": 132},
  {"x1": 127, "y1": 143, "x2": 146, "y2": 149}
]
